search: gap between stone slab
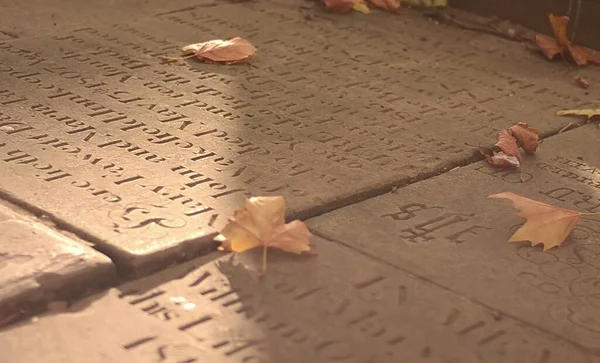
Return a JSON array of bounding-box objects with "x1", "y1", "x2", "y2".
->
[
  {"x1": 308, "y1": 229, "x2": 600, "y2": 358},
  {"x1": 0, "y1": 121, "x2": 586, "y2": 281}
]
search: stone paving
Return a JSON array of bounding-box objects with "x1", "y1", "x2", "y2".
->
[{"x1": 1, "y1": 0, "x2": 600, "y2": 362}]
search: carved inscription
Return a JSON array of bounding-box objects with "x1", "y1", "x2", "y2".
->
[
  {"x1": 113, "y1": 243, "x2": 585, "y2": 363},
  {"x1": 381, "y1": 203, "x2": 492, "y2": 244}
]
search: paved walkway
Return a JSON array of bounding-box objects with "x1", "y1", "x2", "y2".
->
[{"x1": 1, "y1": 0, "x2": 599, "y2": 362}]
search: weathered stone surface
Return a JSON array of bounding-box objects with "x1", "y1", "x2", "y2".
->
[
  {"x1": 0, "y1": 0, "x2": 217, "y2": 38},
  {"x1": 0, "y1": 201, "x2": 116, "y2": 326},
  {"x1": 1, "y1": 0, "x2": 599, "y2": 275},
  {"x1": 0, "y1": 236, "x2": 594, "y2": 362},
  {"x1": 308, "y1": 124, "x2": 600, "y2": 351}
]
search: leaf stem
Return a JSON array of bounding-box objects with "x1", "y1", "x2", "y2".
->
[
  {"x1": 578, "y1": 211, "x2": 600, "y2": 216},
  {"x1": 160, "y1": 54, "x2": 195, "y2": 62},
  {"x1": 259, "y1": 244, "x2": 268, "y2": 279}
]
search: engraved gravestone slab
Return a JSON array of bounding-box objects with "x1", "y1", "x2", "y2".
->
[
  {"x1": 308, "y1": 124, "x2": 600, "y2": 350},
  {"x1": 1, "y1": 1, "x2": 598, "y2": 275},
  {"x1": 0, "y1": 237, "x2": 594, "y2": 363},
  {"x1": 0, "y1": 201, "x2": 116, "y2": 326},
  {"x1": 0, "y1": 0, "x2": 218, "y2": 38}
]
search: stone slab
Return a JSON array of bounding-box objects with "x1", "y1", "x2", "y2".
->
[
  {"x1": 308, "y1": 124, "x2": 600, "y2": 351},
  {"x1": 1, "y1": 0, "x2": 599, "y2": 276},
  {"x1": 0, "y1": 0, "x2": 219, "y2": 39},
  {"x1": 0, "y1": 236, "x2": 595, "y2": 363},
  {"x1": 0, "y1": 200, "x2": 116, "y2": 327}
]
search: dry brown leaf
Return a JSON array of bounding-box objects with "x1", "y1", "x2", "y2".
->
[
  {"x1": 480, "y1": 150, "x2": 520, "y2": 168},
  {"x1": 508, "y1": 122, "x2": 539, "y2": 154},
  {"x1": 181, "y1": 37, "x2": 256, "y2": 64},
  {"x1": 534, "y1": 14, "x2": 600, "y2": 66},
  {"x1": 557, "y1": 109, "x2": 600, "y2": 120},
  {"x1": 369, "y1": 0, "x2": 401, "y2": 13},
  {"x1": 489, "y1": 192, "x2": 581, "y2": 251},
  {"x1": 218, "y1": 196, "x2": 313, "y2": 277},
  {"x1": 323, "y1": 0, "x2": 355, "y2": 12},
  {"x1": 534, "y1": 34, "x2": 564, "y2": 60},
  {"x1": 495, "y1": 130, "x2": 522, "y2": 165},
  {"x1": 548, "y1": 14, "x2": 571, "y2": 48}
]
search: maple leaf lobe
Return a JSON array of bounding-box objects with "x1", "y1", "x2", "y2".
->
[{"x1": 489, "y1": 192, "x2": 581, "y2": 251}]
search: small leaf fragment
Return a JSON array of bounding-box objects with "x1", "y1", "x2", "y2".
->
[
  {"x1": 369, "y1": 0, "x2": 401, "y2": 13},
  {"x1": 557, "y1": 109, "x2": 600, "y2": 120},
  {"x1": 323, "y1": 0, "x2": 355, "y2": 12},
  {"x1": 353, "y1": 0, "x2": 371, "y2": 14},
  {"x1": 489, "y1": 192, "x2": 581, "y2": 251},
  {"x1": 509, "y1": 122, "x2": 539, "y2": 154},
  {"x1": 494, "y1": 130, "x2": 522, "y2": 164},
  {"x1": 182, "y1": 37, "x2": 256, "y2": 64},
  {"x1": 481, "y1": 150, "x2": 520, "y2": 168}
]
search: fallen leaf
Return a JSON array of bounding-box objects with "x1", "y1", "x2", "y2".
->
[
  {"x1": 548, "y1": 14, "x2": 570, "y2": 47},
  {"x1": 181, "y1": 37, "x2": 256, "y2": 64},
  {"x1": 534, "y1": 34, "x2": 564, "y2": 60},
  {"x1": 570, "y1": 45, "x2": 600, "y2": 66},
  {"x1": 557, "y1": 109, "x2": 600, "y2": 120},
  {"x1": 323, "y1": 0, "x2": 355, "y2": 12},
  {"x1": 494, "y1": 130, "x2": 522, "y2": 165},
  {"x1": 489, "y1": 192, "x2": 581, "y2": 250},
  {"x1": 508, "y1": 122, "x2": 539, "y2": 154},
  {"x1": 218, "y1": 196, "x2": 313, "y2": 277},
  {"x1": 353, "y1": 0, "x2": 371, "y2": 14},
  {"x1": 534, "y1": 14, "x2": 600, "y2": 66},
  {"x1": 480, "y1": 150, "x2": 520, "y2": 168},
  {"x1": 369, "y1": 0, "x2": 400, "y2": 13}
]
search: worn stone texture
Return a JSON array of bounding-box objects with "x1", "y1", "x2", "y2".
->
[
  {"x1": 0, "y1": 0, "x2": 217, "y2": 38},
  {"x1": 0, "y1": 201, "x2": 116, "y2": 327},
  {"x1": 0, "y1": 236, "x2": 595, "y2": 363},
  {"x1": 1, "y1": 0, "x2": 599, "y2": 275},
  {"x1": 308, "y1": 124, "x2": 600, "y2": 351}
]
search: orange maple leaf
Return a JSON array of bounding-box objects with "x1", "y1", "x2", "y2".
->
[
  {"x1": 489, "y1": 192, "x2": 581, "y2": 251},
  {"x1": 218, "y1": 196, "x2": 314, "y2": 277},
  {"x1": 534, "y1": 14, "x2": 600, "y2": 66}
]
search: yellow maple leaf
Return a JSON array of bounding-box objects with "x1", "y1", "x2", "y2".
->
[
  {"x1": 557, "y1": 109, "x2": 600, "y2": 120},
  {"x1": 489, "y1": 192, "x2": 581, "y2": 251},
  {"x1": 218, "y1": 196, "x2": 314, "y2": 277}
]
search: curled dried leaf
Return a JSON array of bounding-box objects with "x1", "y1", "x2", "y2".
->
[
  {"x1": 495, "y1": 130, "x2": 521, "y2": 162},
  {"x1": 182, "y1": 37, "x2": 256, "y2": 64},
  {"x1": 480, "y1": 150, "x2": 520, "y2": 168},
  {"x1": 323, "y1": 0, "x2": 355, "y2": 12},
  {"x1": 489, "y1": 192, "x2": 581, "y2": 251},
  {"x1": 509, "y1": 122, "x2": 539, "y2": 154},
  {"x1": 369, "y1": 0, "x2": 401, "y2": 13},
  {"x1": 534, "y1": 34, "x2": 563, "y2": 60},
  {"x1": 534, "y1": 14, "x2": 600, "y2": 66},
  {"x1": 548, "y1": 14, "x2": 571, "y2": 48}
]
